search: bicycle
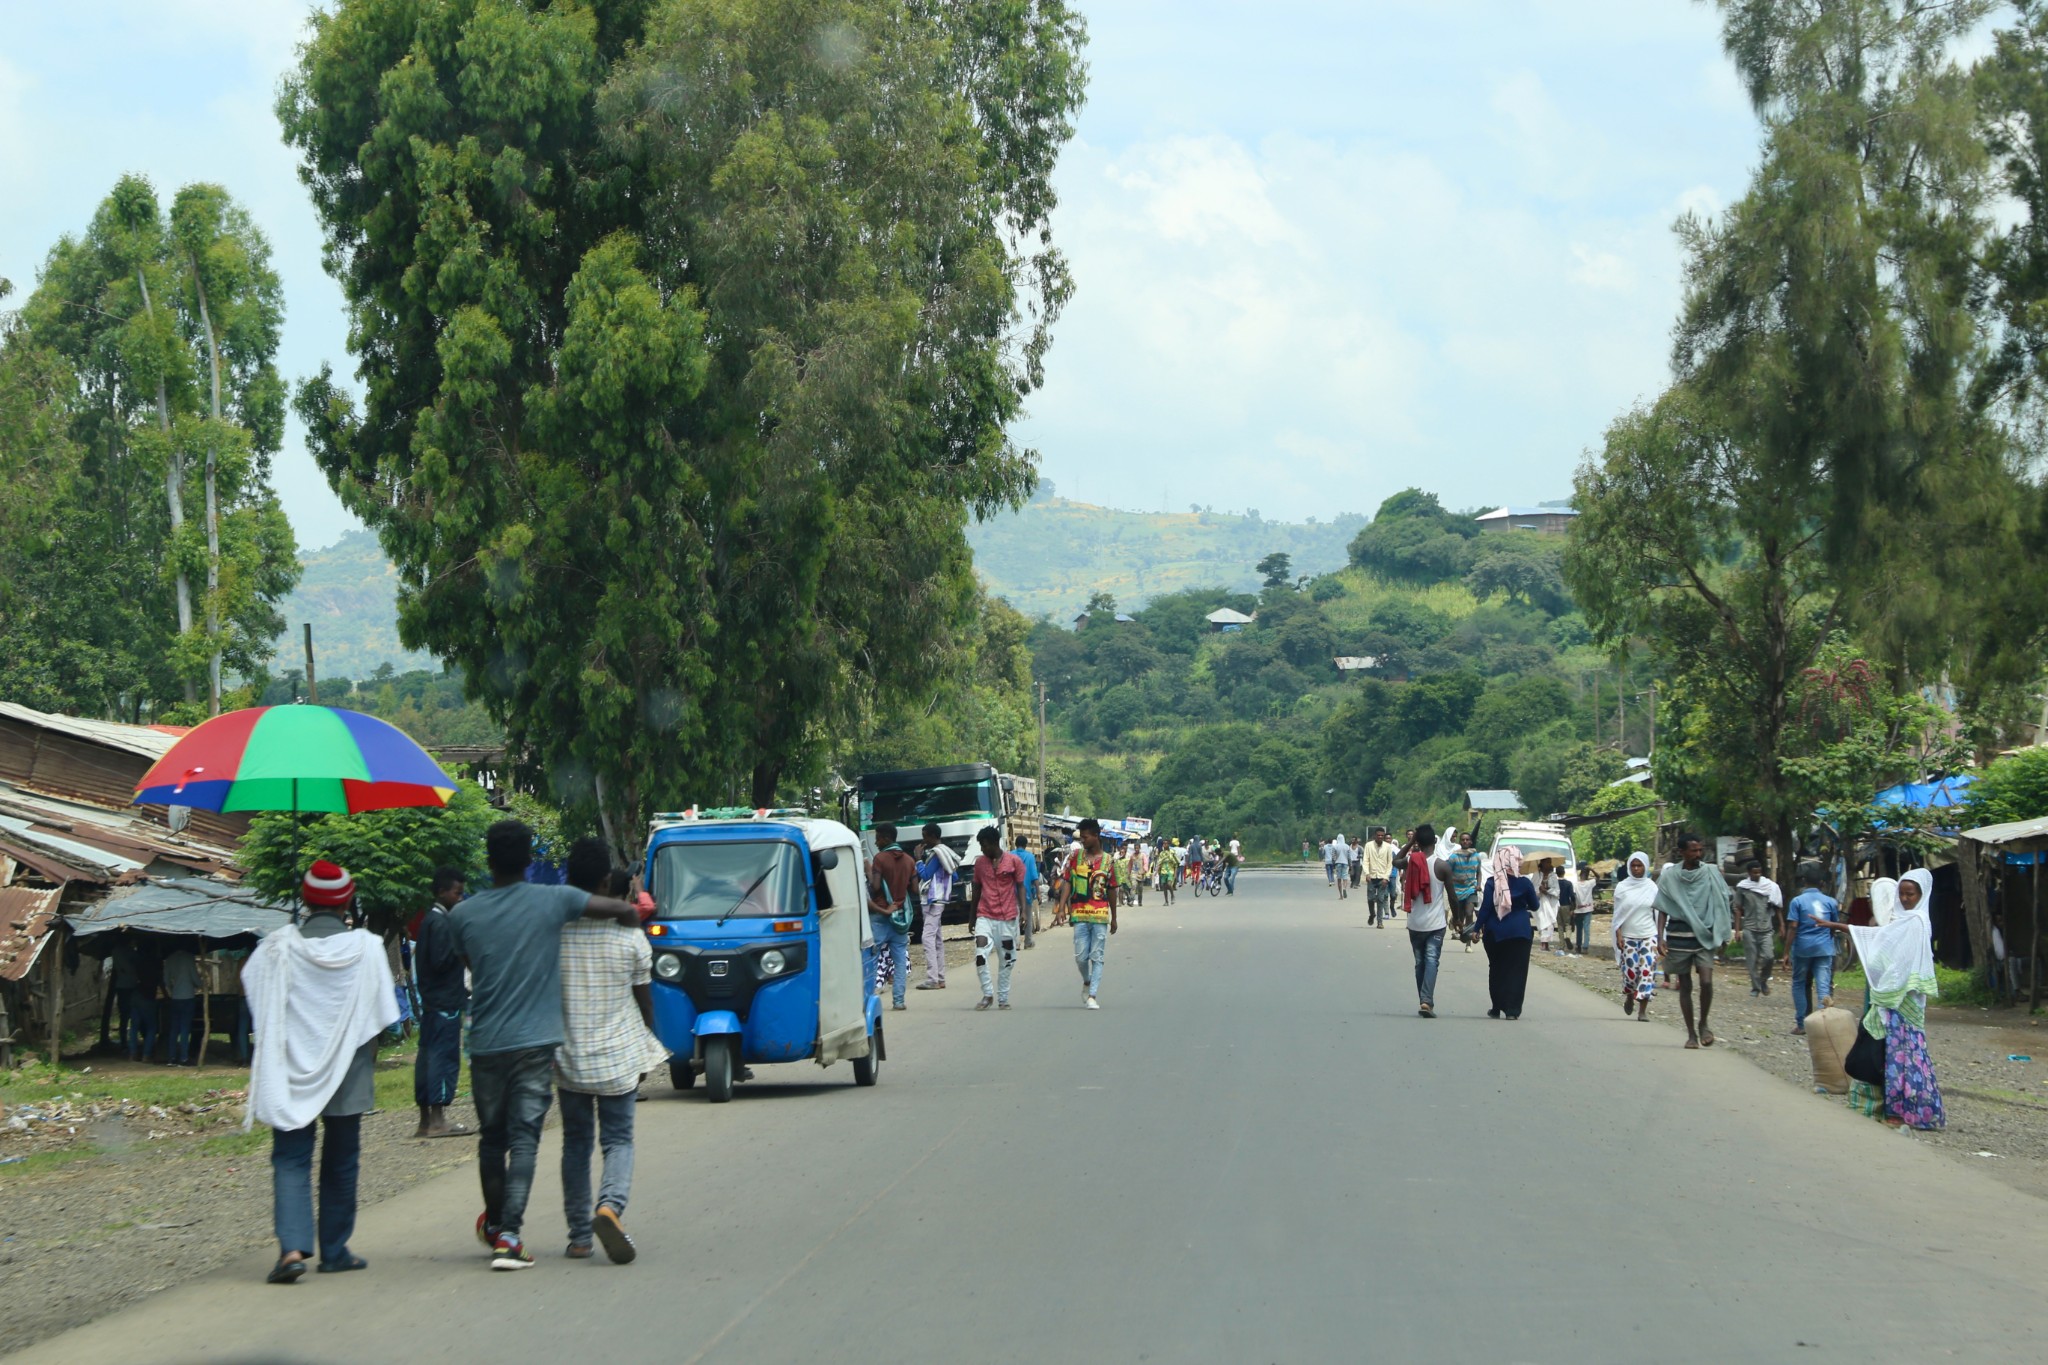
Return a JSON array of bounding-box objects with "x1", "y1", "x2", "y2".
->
[{"x1": 1198, "y1": 861, "x2": 1225, "y2": 897}]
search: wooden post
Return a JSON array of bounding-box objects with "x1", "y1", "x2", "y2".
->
[
  {"x1": 1957, "y1": 837, "x2": 1994, "y2": 999},
  {"x1": 2034, "y1": 856, "x2": 2044, "y2": 1012},
  {"x1": 304, "y1": 623, "x2": 319, "y2": 705},
  {"x1": 198, "y1": 961, "x2": 212, "y2": 1069},
  {"x1": 46, "y1": 929, "x2": 63, "y2": 1069}
]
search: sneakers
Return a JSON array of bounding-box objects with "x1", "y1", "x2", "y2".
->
[
  {"x1": 997, "y1": 1001, "x2": 1011, "y2": 1010},
  {"x1": 491, "y1": 1233, "x2": 535, "y2": 1270},
  {"x1": 975, "y1": 996, "x2": 994, "y2": 1011},
  {"x1": 475, "y1": 1211, "x2": 497, "y2": 1248},
  {"x1": 1085, "y1": 996, "x2": 1100, "y2": 1010},
  {"x1": 592, "y1": 1206, "x2": 636, "y2": 1265}
]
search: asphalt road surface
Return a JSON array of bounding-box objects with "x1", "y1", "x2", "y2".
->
[{"x1": 24, "y1": 872, "x2": 2048, "y2": 1364}]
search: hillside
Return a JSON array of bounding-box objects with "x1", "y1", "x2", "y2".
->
[
  {"x1": 276, "y1": 501, "x2": 1374, "y2": 674},
  {"x1": 965, "y1": 497, "x2": 1367, "y2": 618}
]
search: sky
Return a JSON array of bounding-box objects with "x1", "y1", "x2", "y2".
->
[{"x1": 0, "y1": 1, "x2": 1762, "y2": 549}]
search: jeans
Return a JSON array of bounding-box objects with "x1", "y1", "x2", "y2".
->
[
  {"x1": 166, "y1": 996, "x2": 197, "y2": 1063},
  {"x1": 232, "y1": 995, "x2": 254, "y2": 1063},
  {"x1": 1410, "y1": 928, "x2": 1445, "y2": 1006},
  {"x1": 133, "y1": 996, "x2": 159, "y2": 1062},
  {"x1": 114, "y1": 986, "x2": 141, "y2": 1057},
  {"x1": 415, "y1": 1007, "x2": 464, "y2": 1108},
  {"x1": 1324, "y1": 860, "x2": 1336, "y2": 885},
  {"x1": 559, "y1": 1088, "x2": 636, "y2": 1244},
  {"x1": 869, "y1": 914, "x2": 911, "y2": 1005},
  {"x1": 1225, "y1": 864, "x2": 1238, "y2": 895},
  {"x1": 973, "y1": 916, "x2": 1018, "y2": 1003},
  {"x1": 1743, "y1": 929, "x2": 1776, "y2": 994},
  {"x1": 921, "y1": 901, "x2": 947, "y2": 983},
  {"x1": 272, "y1": 1114, "x2": 361, "y2": 1264},
  {"x1": 1071, "y1": 921, "x2": 1108, "y2": 996},
  {"x1": 472, "y1": 1046, "x2": 556, "y2": 1237},
  {"x1": 1572, "y1": 912, "x2": 1593, "y2": 955},
  {"x1": 1791, "y1": 953, "x2": 1834, "y2": 1028},
  {"x1": 1366, "y1": 880, "x2": 1391, "y2": 922}
]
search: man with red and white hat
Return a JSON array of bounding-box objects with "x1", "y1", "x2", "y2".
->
[{"x1": 243, "y1": 860, "x2": 397, "y2": 1284}]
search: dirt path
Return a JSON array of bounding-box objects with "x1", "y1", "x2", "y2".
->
[{"x1": 1533, "y1": 939, "x2": 2048, "y2": 1197}]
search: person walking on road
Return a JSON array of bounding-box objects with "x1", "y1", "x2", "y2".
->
[
  {"x1": 866, "y1": 823, "x2": 918, "y2": 1009},
  {"x1": 554, "y1": 841, "x2": 667, "y2": 1265},
  {"x1": 1831, "y1": 867, "x2": 1946, "y2": 1130},
  {"x1": 1157, "y1": 839, "x2": 1180, "y2": 905},
  {"x1": 915, "y1": 823, "x2": 959, "y2": 992},
  {"x1": 1785, "y1": 862, "x2": 1840, "y2": 1035},
  {"x1": 1447, "y1": 831, "x2": 1484, "y2": 949},
  {"x1": 1402, "y1": 825, "x2": 1451, "y2": 1017},
  {"x1": 1056, "y1": 818, "x2": 1119, "y2": 1008},
  {"x1": 1654, "y1": 834, "x2": 1734, "y2": 1050},
  {"x1": 413, "y1": 866, "x2": 473, "y2": 1138},
  {"x1": 244, "y1": 860, "x2": 398, "y2": 1284},
  {"x1": 1361, "y1": 828, "x2": 1395, "y2": 928},
  {"x1": 1227, "y1": 834, "x2": 1243, "y2": 896},
  {"x1": 1532, "y1": 858, "x2": 1564, "y2": 955},
  {"x1": 1611, "y1": 852, "x2": 1659, "y2": 1020},
  {"x1": 1330, "y1": 832, "x2": 1352, "y2": 898},
  {"x1": 1186, "y1": 833, "x2": 1207, "y2": 890},
  {"x1": 970, "y1": 827, "x2": 1025, "y2": 1010},
  {"x1": 1477, "y1": 845, "x2": 1537, "y2": 1019},
  {"x1": 1322, "y1": 836, "x2": 1337, "y2": 886},
  {"x1": 1735, "y1": 860, "x2": 1784, "y2": 998},
  {"x1": 447, "y1": 820, "x2": 644, "y2": 1270},
  {"x1": 1347, "y1": 836, "x2": 1363, "y2": 891},
  {"x1": 1016, "y1": 837, "x2": 1044, "y2": 939}
]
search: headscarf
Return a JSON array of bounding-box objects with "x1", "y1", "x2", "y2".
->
[
  {"x1": 1653, "y1": 857, "x2": 1734, "y2": 950},
  {"x1": 1849, "y1": 867, "x2": 1937, "y2": 1034},
  {"x1": 1611, "y1": 851, "x2": 1659, "y2": 940},
  {"x1": 1488, "y1": 844, "x2": 1523, "y2": 918},
  {"x1": 1868, "y1": 876, "x2": 1899, "y2": 927}
]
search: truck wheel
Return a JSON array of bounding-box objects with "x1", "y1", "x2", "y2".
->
[
  {"x1": 853, "y1": 1026, "x2": 881, "y2": 1087},
  {"x1": 669, "y1": 1059, "x2": 695, "y2": 1090},
  {"x1": 702, "y1": 1037, "x2": 735, "y2": 1103}
]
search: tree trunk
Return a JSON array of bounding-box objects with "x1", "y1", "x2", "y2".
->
[
  {"x1": 190, "y1": 264, "x2": 224, "y2": 715},
  {"x1": 750, "y1": 759, "x2": 781, "y2": 811},
  {"x1": 1956, "y1": 838, "x2": 1995, "y2": 997},
  {"x1": 138, "y1": 268, "x2": 196, "y2": 704}
]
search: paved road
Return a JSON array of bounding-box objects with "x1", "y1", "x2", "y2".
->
[{"x1": 24, "y1": 873, "x2": 2048, "y2": 1363}]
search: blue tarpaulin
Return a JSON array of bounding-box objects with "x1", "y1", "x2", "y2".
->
[{"x1": 1872, "y1": 775, "x2": 1975, "y2": 810}]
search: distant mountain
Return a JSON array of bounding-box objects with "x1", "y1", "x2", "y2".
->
[
  {"x1": 965, "y1": 497, "x2": 1367, "y2": 619},
  {"x1": 275, "y1": 501, "x2": 1371, "y2": 673},
  {"x1": 273, "y1": 529, "x2": 435, "y2": 682}
]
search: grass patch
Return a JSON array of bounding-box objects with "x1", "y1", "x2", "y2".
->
[
  {"x1": 0, "y1": 1145, "x2": 103, "y2": 1180},
  {"x1": 1318, "y1": 569, "x2": 1482, "y2": 634},
  {"x1": 0, "y1": 1058, "x2": 246, "y2": 1112},
  {"x1": 196, "y1": 1129, "x2": 270, "y2": 1157},
  {"x1": 1830, "y1": 963, "x2": 1998, "y2": 1008}
]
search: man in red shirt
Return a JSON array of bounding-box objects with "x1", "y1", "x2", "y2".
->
[{"x1": 969, "y1": 827, "x2": 1025, "y2": 1011}]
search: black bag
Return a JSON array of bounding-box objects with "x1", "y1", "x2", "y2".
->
[{"x1": 1845, "y1": 1021, "x2": 1886, "y2": 1086}]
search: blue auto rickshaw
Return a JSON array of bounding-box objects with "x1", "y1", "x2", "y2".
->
[{"x1": 642, "y1": 812, "x2": 883, "y2": 1102}]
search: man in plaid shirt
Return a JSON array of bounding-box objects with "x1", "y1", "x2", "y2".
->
[{"x1": 556, "y1": 839, "x2": 667, "y2": 1264}]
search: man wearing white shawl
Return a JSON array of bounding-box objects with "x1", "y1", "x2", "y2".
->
[
  {"x1": 1831, "y1": 867, "x2": 1946, "y2": 1130},
  {"x1": 243, "y1": 861, "x2": 399, "y2": 1284}
]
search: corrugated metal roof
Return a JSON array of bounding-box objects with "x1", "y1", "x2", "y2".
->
[
  {"x1": 0, "y1": 702, "x2": 176, "y2": 761},
  {"x1": 1206, "y1": 608, "x2": 1255, "y2": 624},
  {"x1": 1959, "y1": 815, "x2": 2048, "y2": 849},
  {"x1": 65, "y1": 878, "x2": 292, "y2": 942},
  {"x1": 0, "y1": 886, "x2": 63, "y2": 982},
  {"x1": 0, "y1": 817, "x2": 144, "y2": 878},
  {"x1": 1475, "y1": 506, "x2": 1579, "y2": 521},
  {"x1": 0, "y1": 782, "x2": 239, "y2": 885},
  {"x1": 1465, "y1": 789, "x2": 1527, "y2": 810}
]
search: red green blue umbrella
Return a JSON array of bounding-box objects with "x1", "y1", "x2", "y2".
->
[{"x1": 132, "y1": 705, "x2": 457, "y2": 814}]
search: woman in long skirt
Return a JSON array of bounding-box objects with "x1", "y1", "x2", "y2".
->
[
  {"x1": 1478, "y1": 846, "x2": 1537, "y2": 1019},
  {"x1": 1832, "y1": 867, "x2": 1946, "y2": 1130},
  {"x1": 1610, "y1": 851, "x2": 1659, "y2": 1020}
]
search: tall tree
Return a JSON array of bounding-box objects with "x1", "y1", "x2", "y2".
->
[{"x1": 285, "y1": 0, "x2": 1086, "y2": 853}]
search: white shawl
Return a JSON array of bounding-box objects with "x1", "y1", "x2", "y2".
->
[
  {"x1": 243, "y1": 923, "x2": 398, "y2": 1131},
  {"x1": 1611, "y1": 852, "x2": 1659, "y2": 941},
  {"x1": 1848, "y1": 867, "x2": 1938, "y2": 1033}
]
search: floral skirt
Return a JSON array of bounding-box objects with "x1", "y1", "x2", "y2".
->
[
  {"x1": 1620, "y1": 937, "x2": 1657, "y2": 1002},
  {"x1": 1881, "y1": 1006, "x2": 1946, "y2": 1131}
]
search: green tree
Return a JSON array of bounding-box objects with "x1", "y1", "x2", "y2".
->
[
  {"x1": 1464, "y1": 535, "x2": 1569, "y2": 615},
  {"x1": 1347, "y1": 489, "x2": 1479, "y2": 585},
  {"x1": 1256, "y1": 551, "x2": 1293, "y2": 587},
  {"x1": 1965, "y1": 746, "x2": 2048, "y2": 825},
  {"x1": 240, "y1": 781, "x2": 496, "y2": 937},
  {"x1": 285, "y1": 0, "x2": 1087, "y2": 853}
]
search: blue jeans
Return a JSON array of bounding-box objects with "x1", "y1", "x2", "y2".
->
[
  {"x1": 472, "y1": 1046, "x2": 556, "y2": 1237},
  {"x1": 1791, "y1": 953, "x2": 1834, "y2": 1028},
  {"x1": 559, "y1": 1088, "x2": 637, "y2": 1244},
  {"x1": 233, "y1": 995, "x2": 254, "y2": 1063},
  {"x1": 1224, "y1": 865, "x2": 1238, "y2": 894},
  {"x1": 869, "y1": 914, "x2": 910, "y2": 1006},
  {"x1": 166, "y1": 996, "x2": 197, "y2": 1063},
  {"x1": 414, "y1": 1008, "x2": 464, "y2": 1108},
  {"x1": 1072, "y1": 921, "x2": 1108, "y2": 996},
  {"x1": 272, "y1": 1114, "x2": 362, "y2": 1264},
  {"x1": 1572, "y1": 912, "x2": 1592, "y2": 954},
  {"x1": 1410, "y1": 928, "x2": 1445, "y2": 1007}
]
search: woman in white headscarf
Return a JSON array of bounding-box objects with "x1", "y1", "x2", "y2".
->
[
  {"x1": 1829, "y1": 867, "x2": 1945, "y2": 1130},
  {"x1": 1610, "y1": 852, "x2": 1659, "y2": 1020}
]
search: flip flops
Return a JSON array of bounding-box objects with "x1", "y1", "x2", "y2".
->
[{"x1": 268, "y1": 1256, "x2": 307, "y2": 1285}]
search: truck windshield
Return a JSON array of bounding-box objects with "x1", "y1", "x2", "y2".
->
[
  {"x1": 650, "y1": 841, "x2": 808, "y2": 921},
  {"x1": 865, "y1": 779, "x2": 1001, "y2": 829}
]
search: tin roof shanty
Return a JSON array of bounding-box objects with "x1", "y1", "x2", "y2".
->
[{"x1": 0, "y1": 886, "x2": 63, "y2": 983}]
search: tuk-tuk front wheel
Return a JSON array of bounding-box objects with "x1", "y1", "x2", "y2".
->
[
  {"x1": 853, "y1": 1025, "x2": 881, "y2": 1087},
  {"x1": 702, "y1": 1037, "x2": 736, "y2": 1103},
  {"x1": 669, "y1": 1060, "x2": 695, "y2": 1091}
]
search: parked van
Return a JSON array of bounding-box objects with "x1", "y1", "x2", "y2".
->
[{"x1": 1488, "y1": 820, "x2": 1577, "y2": 876}]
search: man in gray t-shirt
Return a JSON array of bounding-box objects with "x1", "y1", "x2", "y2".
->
[{"x1": 450, "y1": 819, "x2": 642, "y2": 1270}]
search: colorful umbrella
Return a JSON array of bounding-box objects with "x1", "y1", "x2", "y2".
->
[{"x1": 133, "y1": 705, "x2": 457, "y2": 814}]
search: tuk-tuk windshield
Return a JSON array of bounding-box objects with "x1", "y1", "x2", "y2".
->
[{"x1": 651, "y1": 840, "x2": 808, "y2": 921}]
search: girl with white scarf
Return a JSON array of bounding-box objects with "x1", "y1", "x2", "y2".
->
[
  {"x1": 1829, "y1": 867, "x2": 1946, "y2": 1130},
  {"x1": 1610, "y1": 852, "x2": 1659, "y2": 1020}
]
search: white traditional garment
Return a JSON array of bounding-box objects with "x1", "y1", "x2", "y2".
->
[
  {"x1": 1848, "y1": 867, "x2": 1938, "y2": 1034},
  {"x1": 1610, "y1": 852, "x2": 1660, "y2": 941},
  {"x1": 243, "y1": 922, "x2": 398, "y2": 1132},
  {"x1": 1735, "y1": 873, "x2": 1784, "y2": 908},
  {"x1": 1868, "y1": 876, "x2": 1899, "y2": 927}
]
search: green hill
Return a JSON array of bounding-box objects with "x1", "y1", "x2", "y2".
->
[
  {"x1": 964, "y1": 496, "x2": 1367, "y2": 619},
  {"x1": 272, "y1": 529, "x2": 436, "y2": 681}
]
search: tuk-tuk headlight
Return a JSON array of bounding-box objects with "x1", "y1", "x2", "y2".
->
[
  {"x1": 653, "y1": 953, "x2": 683, "y2": 982},
  {"x1": 760, "y1": 949, "x2": 788, "y2": 976}
]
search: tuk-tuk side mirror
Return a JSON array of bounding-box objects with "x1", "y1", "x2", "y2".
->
[
  {"x1": 811, "y1": 849, "x2": 839, "y2": 908},
  {"x1": 814, "y1": 849, "x2": 840, "y2": 871}
]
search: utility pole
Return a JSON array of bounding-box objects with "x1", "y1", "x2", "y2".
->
[
  {"x1": 304, "y1": 623, "x2": 319, "y2": 705},
  {"x1": 1036, "y1": 681, "x2": 1048, "y2": 822},
  {"x1": 1616, "y1": 669, "x2": 1625, "y2": 750},
  {"x1": 1646, "y1": 683, "x2": 1658, "y2": 758}
]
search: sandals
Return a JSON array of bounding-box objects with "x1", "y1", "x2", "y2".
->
[
  {"x1": 316, "y1": 1253, "x2": 367, "y2": 1274},
  {"x1": 1700, "y1": 1030, "x2": 1716, "y2": 1048},
  {"x1": 1684, "y1": 1036, "x2": 1700, "y2": 1049},
  {"x1": 268, "y1": 1255, "x2": 307, "y2": 1285},
  {"x1": 566, "y1": 1242, "x2": 594, "y2": 1260}
]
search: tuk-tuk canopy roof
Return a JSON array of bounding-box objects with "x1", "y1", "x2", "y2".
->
[{"x1": 647, "y1": 814, "x2": 861, "y2": 855}]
